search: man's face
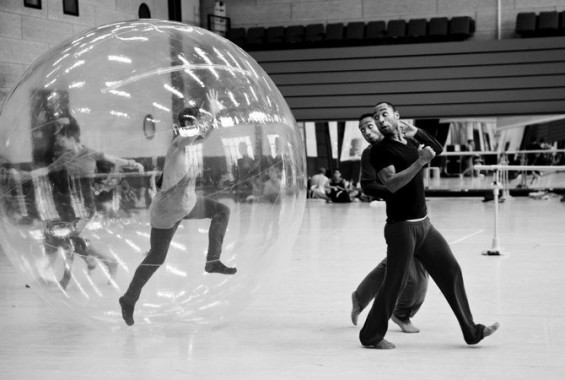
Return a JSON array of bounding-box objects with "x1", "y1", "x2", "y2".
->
[
  {"x1": 55, "y1": 133, "x2": 73, "y2": 151},
  {"x1": 54, "y1": 122, "x2": 79, "y2": 151},
  {"x1": 358, "y1": 116, "x2": 382, "y2": 144},
  {"x1": 177, "y1": 117, "x2": 202, "y2": 137},
  {"x1": 47, "y1": 92, "x2": 61, "y2": 109},
  {"x1": 372, "y1": 103, "x2": 400, "y2": 137}
]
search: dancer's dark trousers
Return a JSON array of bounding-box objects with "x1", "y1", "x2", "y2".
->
[
  {"x1": 122, "y1": 197, "x2": 229, "y2": 304},
  {"x1": 359, "y1": 217, "x2": 484, "y2": 345}
]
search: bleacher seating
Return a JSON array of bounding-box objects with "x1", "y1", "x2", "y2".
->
[
  {"x1": 265, "y1": 26, "x2": 285, "y2": 48},
  {"x1": 324, "y1": 23, "x2": 345, "y2": 47},
  {"x1": 515, "y1": 12, "x2": 537, "y2": 37},
  {"x1": 344, "y1": 22, "x2": 366, "y2": 45},
  {"x1": 222, "y1": 10, "x2": 565, "y2": 51},
  {"x1": 226, "y1": 27, "x2": 246, "y2": 47},
  {"x1": 428, "y1": 17, "x2": 449, "y2": 42},
  {"x1": 407, "y1": 18, "x2": 428, "y2": 42},
  {"x1": 285, "y1": 25, "x2": 306, "y2": 46},
  {"x1": 246, "y1": 27, "x2": 266, "y2": 49},
  {"x1": 515, "y1": 11, "x2": 565, "y2": 38},
  {"x1": 448, "y1": 16, "x2": 475, "y2": 41},
  {"x1": 227, "y1": 16, "x2": 478, "y2": 51},
  {"x1": 305, "y1": 23, "x2": 325, "y2": 46},
  {"x1": 365, "y1": 20, "x2": 386, "y2": 44},
  {"x1": 537, "y1": 11, "x2": 559, "y2": 36},
  {"x1": 387, "y1": 19, "x2": 407, "y2": 41}
]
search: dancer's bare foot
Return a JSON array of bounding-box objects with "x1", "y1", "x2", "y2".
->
[
  {"x1": 482, "y1": 322, "x2": 500, "y2": 338},
  {"x1": 350, "y1": 291, "x2": 362, "y2": 326},
  {"x1": 467, "y1": 322, "x2": 500, "y2": 345},
  {"x1": 391, "y1": 315, "x2": 420, "y2": 333},
  {"x1": 363, "y1": 339, "x2": 396, "y2": 349},
  {"x1": 205, "y1": 260, "x2": 237, "y2": 275},
  {"x1": 119, "y1": 296, "x2": 135, "y2": 326}
]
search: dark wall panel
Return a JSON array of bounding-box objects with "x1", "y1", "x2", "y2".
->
[
  {"x1": 249, "y1": 36, "x2": 565, "y2": 121},
  {"x1": 281, "y1": 76, "x2": 565, "y2": 97},
  {"x1": 269, "y1": 62, "x2": 565, "y2": 85}
]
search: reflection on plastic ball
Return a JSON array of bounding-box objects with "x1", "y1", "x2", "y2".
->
[{"x1": 0, "y1": 20, "x2": 306, "y2": 331}]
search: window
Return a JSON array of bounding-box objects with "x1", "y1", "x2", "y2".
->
[
  {"x1": 24, "y1": 0, "x2": 41, "y2": 9},
  {"x1": 63, "y1": 0, "x2": 79, "y2": 16},
  {"x1": 139, "y1": 3, "x2": 151, "y2": 19},
  {"x1": 142, "y1": 114, "x2": 155, "y2": 140}
]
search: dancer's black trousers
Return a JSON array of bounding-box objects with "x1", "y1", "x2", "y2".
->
[{"x1": 359, "y1": 217, "x2": 485, "y2": 345}]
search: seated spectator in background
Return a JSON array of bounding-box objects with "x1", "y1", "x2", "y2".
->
[
  {"x1": 234, "y1": 141, "x2": 256, "y2": 201},
  {"x1": 525, "y1": 139, "x2": 552, "y2": 185},
  {"x1": 461, "y1": 139, "x2": 483, "y2": 178},
  {"x1": 134, "y1": 186, "x2": 149, "y2": 209},
  {"x1": 94, "y1": 176, "x2": 137, "y2": 218},
  {"x1": 255, "y1": 165, "x2": 282, "y2": 204},
  {"x1": 482, "y1": 153, "x2": 507, "y2": 203},
  {"x1": 118, "y1": 178, "x2": 138, "y2": 216},
  {"x1": 94, "y1": 176, "x2": 120, "y2": 216},
  {"x1": 327, "y1": 168, "x2": 359, "y2": 203},
  {"x1": 552, "y1": 152, "x2": 564, "y2": 166},
  {"x1": 309, "y1": 167, "x2": 330, "y2": 200},
  {"x1": 526, "y1": 139, "x2": 542, "y2": 165},
  {"x1": 351, "y1": 180, "x2": 373, "y2": 202},
  {"x1": 246, "y1": 165, "x2": 283, "y2": 246}
]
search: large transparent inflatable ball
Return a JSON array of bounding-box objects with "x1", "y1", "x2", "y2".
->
[{"x1": 0, "y1": 20, "x2": 306, "y2": 331}]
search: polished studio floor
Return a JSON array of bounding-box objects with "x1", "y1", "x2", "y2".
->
[{"x1": 1, "y1": 195, "x2": 564, "y2": 379}]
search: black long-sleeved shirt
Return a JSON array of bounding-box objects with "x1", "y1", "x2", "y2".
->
[
  {"x1": 360, "y1": 146, "x2": 390, "y2": 200},
  {"x1": 370, "y1": 129, "x2": 443, "y2": 222}
]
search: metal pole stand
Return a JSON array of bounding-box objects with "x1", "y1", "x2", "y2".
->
[{"x1": 482, "y1": 169, "x2": 507, "y2": 256}]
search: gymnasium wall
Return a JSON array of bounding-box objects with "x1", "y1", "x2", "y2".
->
[
  {"x1": 0, "y1": 0, "x2": 198, "y2": 105},
  {"x1": 202, "y1": 0, "x2": 565, "y2": 40}
]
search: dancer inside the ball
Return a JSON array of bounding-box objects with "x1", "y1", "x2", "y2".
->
[{"x1": 119, "y1": 89, "x2": 236, "y2": 326}]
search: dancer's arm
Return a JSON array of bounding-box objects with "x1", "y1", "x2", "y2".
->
[
  {"x1": 376, "y1": 146, "x2": 436, "y2": 193},
  {"x1": 400, "y1": 121, "x2": 443, "y2": 155}
]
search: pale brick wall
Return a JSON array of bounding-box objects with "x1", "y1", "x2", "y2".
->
[
  {"x1": 0, "y1": 0, "x2": 198, "y2": 105},
  {"x1": 201, "y1": 0, "x2": 565, "y2": 41}
]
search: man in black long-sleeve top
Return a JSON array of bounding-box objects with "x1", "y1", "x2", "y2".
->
[
  {"x1": 351, "y1": 113, "x2": 429, "y2": 334},
  {"x1": 359, "y1": 102, "x2": 499, "y2": 349}
]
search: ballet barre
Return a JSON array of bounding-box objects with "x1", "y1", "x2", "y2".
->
[
  {"x1": 473, "y1": 164, "x2": 565, "y2": 256},
  {"x1": 440, "y1": 148, "x2": 565, "y2": 157},
  {"x1": 474, "y1": 164, "x2": 565, "y2": 171}
]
